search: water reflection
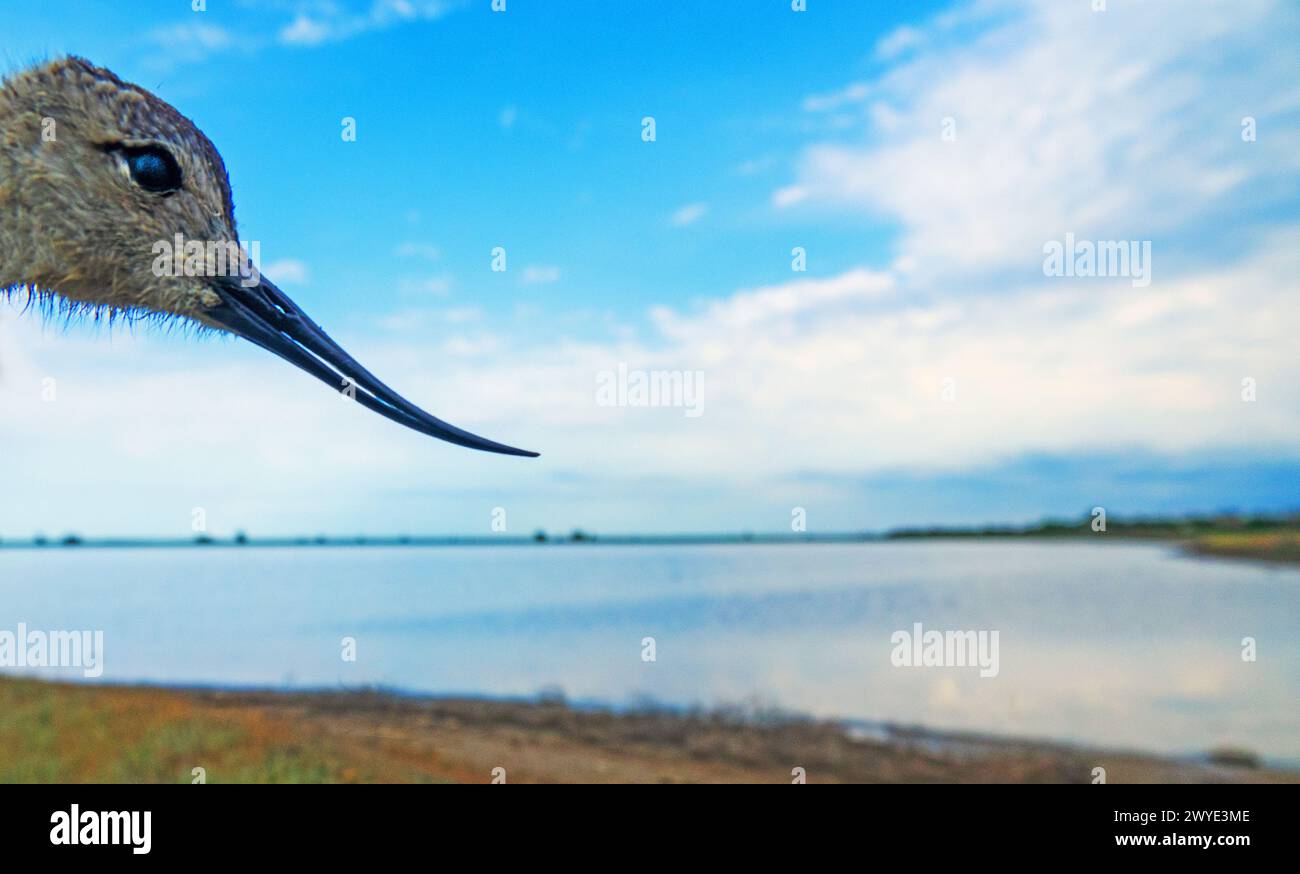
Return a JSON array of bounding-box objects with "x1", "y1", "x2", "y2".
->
[{"x1": 1, "y1": 541, "x2": 1296, "y2": 761}]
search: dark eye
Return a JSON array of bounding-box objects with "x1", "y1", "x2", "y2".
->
[{"x1": 124, "y1": 146, "x2": 182, "y2": 194}]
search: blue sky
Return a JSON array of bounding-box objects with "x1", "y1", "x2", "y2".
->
[{"x1": 1, "y1": 0, "x2": 1298, "y2": 538}]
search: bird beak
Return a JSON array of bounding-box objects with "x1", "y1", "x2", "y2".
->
[{"x1": 203, "y1": 274, "x2": 539, "y2": 457}]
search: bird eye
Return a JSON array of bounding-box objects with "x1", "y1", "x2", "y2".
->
[{"x1": 123, "y1": 146, "x2": 182, "y2": 194}]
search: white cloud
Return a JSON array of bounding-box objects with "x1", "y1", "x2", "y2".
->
[
  {"x1": 397, "y1": 275, "x2": 454, "y2": 297},
  {"x1": 144, "y1": 22, "x2": 240, "y2": 69},
  {"x1": 375, "y1": 306, "x2": 481, "y2": 332},
  {"x1": 442, "y1": 334, "x2": 502, "y2": 357},
  {"x1": 670, "y1": 203, "x2": 709, "y2": 227},
  {"x1": 153, "y1": 21, "x2": 236, "y2": 52},
  {"x1": 874, "y1": 25, "x2": 924, "y2": 61},
  {"x1": 802, "y1": 82, "x2": 871, "y2": 113},
  {"x1": 279, "y1": 15, "x2": 331, "y2": 46},
  {"x1": 651, "y1": 269, "x2": 895, "y2": 341},
  {"x1": 520, "y1": 265, "x2": 561, "y2": 286},
  {"x1": 279, "y1": 0, "x2": 459, "y2": 47},
  {"x1": 771, "y1": 186, "x2": 808, "y2": 208},
  {"x1": 439, "y1": 306, "x2": 481, "y2": 324},
  {"x1": 145, "y1": 0, "x2": 464, "y2": 67},
  {"x1": 260, "y1": 259, "x2": 310, "y2": 285},
  {"x1": 735, "y1": 156, "x2": 776, "y2": 176},
  {"x1": 393, "y1": 242, "x2": 441, "y2": 261},
  {"x1": 782, "y1": 0, "x2": 1300, "y2": 277}
]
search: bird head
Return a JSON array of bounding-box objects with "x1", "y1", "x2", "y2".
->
[
  {"x1": 0, "y1": 57, "x2": 537, "y2": 457},
  {"x1": 1, "y1": 57, "x2": 236, "y2": 318}
]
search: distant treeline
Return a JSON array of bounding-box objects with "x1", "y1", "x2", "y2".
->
[
  {"x1": 1, "y1": 511, "x2": 1297, "y2": 550},
  {"x1": 0, "y1": 529, "x2": 869, "y2": 549},
  {"x1": 886, "y1": 512, "x2": 1300, "y2": 540}
]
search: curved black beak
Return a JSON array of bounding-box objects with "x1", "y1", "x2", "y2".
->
[{"x1": 204, "y1": 275, "x2": 539, "y2": 457}]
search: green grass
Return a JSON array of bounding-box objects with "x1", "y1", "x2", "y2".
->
[{"x1": 0, "y1": 677, "x2": 441, "y2": 783}]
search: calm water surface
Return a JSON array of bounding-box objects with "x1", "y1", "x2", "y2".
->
[{"x1": 2, "y1": 541, "x2": 1297, "y2": 761}]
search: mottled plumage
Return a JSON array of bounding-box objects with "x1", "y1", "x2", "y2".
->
[{"x1": 1, "y1": 57, "x2": 236, "y2": 322}]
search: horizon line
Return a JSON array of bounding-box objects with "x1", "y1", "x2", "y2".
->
[{"x1": 2, "y1": 510, "x2": 1296, "y2": 550}]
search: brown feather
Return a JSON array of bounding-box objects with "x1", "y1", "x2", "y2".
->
[{"x1": 0, "y1": 57, "x2": 242, "y2": 324}]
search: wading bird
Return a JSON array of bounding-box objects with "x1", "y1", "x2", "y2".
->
[{"x1": 0, "y1": 57, "x2": 537, "y2": 457}]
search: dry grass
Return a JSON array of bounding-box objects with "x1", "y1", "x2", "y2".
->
[
  {"x1": 1188, "y1": 531, "x2": 1300, "y2": 564},
  {"x1": 2, "y1": 677, "x2": 1296, "y2": 784}
]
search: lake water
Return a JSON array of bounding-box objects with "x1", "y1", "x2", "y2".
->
[{"x1": 1, "y1": 541, "x2": 1297, "y2": 763}]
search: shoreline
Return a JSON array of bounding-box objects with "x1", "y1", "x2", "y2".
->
[
  {"x1": 0, "y1": 512, "x2": 1294, "y2": 567},
  {"x1": 1, "y1": 676, "x2": 1294, "y2": 783},
  {"x1": 3, "y1": 531, "x2": 1297, "y2": 567}
]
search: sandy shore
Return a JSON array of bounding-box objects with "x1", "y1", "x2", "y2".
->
[{"x1": 1, "y1": 677, "x2": 1293, "y2": 783}]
